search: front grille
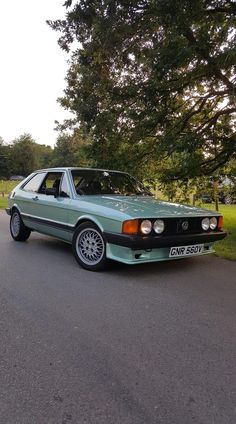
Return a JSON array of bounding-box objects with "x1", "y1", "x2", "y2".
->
[
  {"x1": 140, "y1": 217, "x2": 218, "y2": 236},
  {"x1": 165, "y1": 217, "x2": 203, "y2": 235}
]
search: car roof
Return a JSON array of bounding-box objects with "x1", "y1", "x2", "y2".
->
[{"x1": 34, "y1": 167, "x2": 127, "y2": 174}]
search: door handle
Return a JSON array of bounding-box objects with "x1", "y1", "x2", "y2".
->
[{"x1": 32, "y1": 196, "x2": 39, "y2": 201}]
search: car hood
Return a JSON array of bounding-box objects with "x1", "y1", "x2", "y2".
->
[{"x1": 80, "y1": 195, "x2": 219, "y2": 219}]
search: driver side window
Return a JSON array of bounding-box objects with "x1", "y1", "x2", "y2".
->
[
  {"x1": 38, "y1": 172, "x2": 70, "y2": 198},
  {"x1": 39, "y1": 172, "x2": 63, "y2": 195}
]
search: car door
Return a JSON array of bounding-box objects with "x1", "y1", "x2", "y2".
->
[
  {"x1": 29, "y1": 171, "x2": 72, "y2": 241},
  {"x1": 15, "y1": 172, "x2": 47, "y2": 217}
]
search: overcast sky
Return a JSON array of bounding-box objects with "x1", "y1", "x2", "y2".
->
[{"x1": 0, "y1": 0, "x2": 71, "y2": 147}]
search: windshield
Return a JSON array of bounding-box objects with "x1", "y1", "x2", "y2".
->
[{"x1": 71, "y1": 170, "x2": 153, "y2": 196}]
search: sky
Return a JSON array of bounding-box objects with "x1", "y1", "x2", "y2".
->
[{"x1": 0, "y1": 0, "x2": 72, "y2": 147}]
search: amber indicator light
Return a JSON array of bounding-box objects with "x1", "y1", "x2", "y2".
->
[
  {"x1": 122, "y1": 219, "x2": 139, "y2": 235},
  {"x1": 218, "y1": 216, "x2": 223, "y2": 230}
]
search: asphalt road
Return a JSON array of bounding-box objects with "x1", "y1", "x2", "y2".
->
[{"x1": 0, "y1": 211, "x2": 236, "y2": 424}]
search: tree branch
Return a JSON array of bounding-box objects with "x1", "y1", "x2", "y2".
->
[
  {"x1": 198, "y1": 107, "x2": 236, "y2": 133},
  {"x1": 181, "y1": 26, "x2": 236, "y2": 93},
  {"x1": 204, "y1": 1, "x2": 236, "y2": 15}
]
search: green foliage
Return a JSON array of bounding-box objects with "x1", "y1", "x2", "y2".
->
[
  {"x1": 52, "y1": 129, "x2": 92, "y2": 167},
  {"x1": 48, "y1": 0, "x2": 236, "y2": 180},
  {"x1": 0, "y1": 137, "x2": 11, "y2": 178},
  {"x1": 158, "y1": 179, "x2": 195, "y2": 204},
  {"x1": 0, "y1": 130, "x2": 92, "y2": 179},
  {"x1": 51, "y1": 133, "x2": 74, "y2": 167},
  {"x1": 203, "y1": 204, "x2": 236, "y2": 261},
  {"x1": 10, "y1": 134, "x2": 38, "y2": 176},
  {"x1": 0, "y1": 134, "x2": 54, "y2": 178},
  {"x1": 34, "y1": 144, "x2": 53, "y2": 170}
]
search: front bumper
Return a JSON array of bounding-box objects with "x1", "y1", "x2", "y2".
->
[
  {"x1": 106, "y1": 242, "x2": 215, "y2": 264},
  {"x1": 104, "y1": 230, "x2": 227, "y2": 250},
  {"x1": 5, "y1": 208, "x2": 11, "y2": 216}
]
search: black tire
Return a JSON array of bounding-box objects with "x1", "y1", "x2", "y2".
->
[
  {"x1": 72, "y1": 221, "x2": 108, "y2": 271},
  {"x1": 10, "y1": 209, "x2": 31, "y2": 241}
]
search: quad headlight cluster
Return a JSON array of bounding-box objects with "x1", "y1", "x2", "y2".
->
[
  {"x1": 140, "y1": 219, "x2": 165, "y2": 235},
  {"x1": 122, "y1": 216, "x2": 221, "y2": 236},
  {"x1": 201, "y1": 217, "x2": 217, "y2": 231}
]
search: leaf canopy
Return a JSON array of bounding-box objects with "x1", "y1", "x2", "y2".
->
[{"x1": 48, "y1": 0, "x2": 236, "y2": 180}]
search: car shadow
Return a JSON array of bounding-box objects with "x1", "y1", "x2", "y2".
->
[
  {"x1": 27, "y1": 232, "x2": 212, "y2": 280},
  {"x1": 106, "y1": 256, "x2": 204, "y2": 276}
]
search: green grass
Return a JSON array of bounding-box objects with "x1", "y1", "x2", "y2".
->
[
  {"x1": 0, "y1": 197, "x2": 8, "y2": 209},
  {"x1": 0, "y1": 180, "x2": 19, "y2": 211},
  {"x1": 200, "y1": 204, "x2": 236, "y2": 261},
  {"x1": 0, "y1": 180, "x2": 20, "y2": 194},
  {"x1": 0, "y1": 180, "x2": 20, "y2": 211}
]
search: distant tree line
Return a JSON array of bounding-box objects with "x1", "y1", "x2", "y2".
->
[
  {"x1": 0, "y1": 130, "x2": 91, "y2": 179},
  {"x1": 1, "y1": 129, "x2": 235, "y2": 208}
]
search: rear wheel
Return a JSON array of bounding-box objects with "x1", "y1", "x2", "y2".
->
[
  {"x1": 72, "y1": 222, "x2": 108, "y2": 271},
  {"x1": 10, "y1": 209, "x2": 31, "y2": 241}
]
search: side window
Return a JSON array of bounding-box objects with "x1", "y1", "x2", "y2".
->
[
  {"x1": 22, "y1": 173, "x2": 47, "y2": 192},
  {"x1": 39, "y1": 172, "x2": 62, "y2": 194},
  {"x1": 60, "y1": 174, "x2": 70, "y2": 198}
]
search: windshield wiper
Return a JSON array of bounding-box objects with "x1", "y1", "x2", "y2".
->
[{"x1": 135, "y1": 191, "x2": 153, "y2": 196}]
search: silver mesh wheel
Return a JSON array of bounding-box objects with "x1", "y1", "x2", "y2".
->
[
  {"x1": 11, "y1": 212, "x2": 21, "y2": 237},
  {"x1": 76, "y1": 228, "x2": 105, "y2": 266}
]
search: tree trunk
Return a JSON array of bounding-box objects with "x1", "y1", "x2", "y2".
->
[{"x1": 213, "y1": 180, "x2": 219, "y2": 211}]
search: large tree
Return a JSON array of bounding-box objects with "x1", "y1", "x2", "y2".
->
[
  {"x1": 0, "y1": 137, "x2": 11, "y2": 178},
  {"x1": 52, "y1": 129, "x2": 92, "y2": 167},
  {"x1": 48, "y1": 0, "x2": 236, "y2": 179},
  {"x1": 34, "y1": 143, "x2": 53, "y2": 170},
  {"x1": 10, "y1": 134, "x2": 37, "y2": 176}
]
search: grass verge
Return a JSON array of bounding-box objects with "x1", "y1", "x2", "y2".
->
[
  {"x1": 0, "y1": 197, "x2": 8, "y2": 209},
  {"x1": 201, "y1": 204, "x2": 236, "y2": 261},
  {"x1": 0, "y1": 180, "x2": 20, "y2": 194}
]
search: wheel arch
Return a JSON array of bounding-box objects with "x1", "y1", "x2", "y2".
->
[
  {"x1": 11, "y1": 205, "x2": 22, "y2": 215},
  {"x1": 74, "y1": 216, "x2": 104, "y2": 233}
]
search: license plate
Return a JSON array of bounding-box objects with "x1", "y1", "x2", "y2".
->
[{"x1": 169, "y1": 244, "x2": 204, "y2": 258}]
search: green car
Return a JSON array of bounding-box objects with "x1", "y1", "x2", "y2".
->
[{"x1": 6, "y1": 167, "x2": 226, "y2": 271}]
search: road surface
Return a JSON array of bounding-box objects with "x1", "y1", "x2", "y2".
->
[{"x1": 0, "y1": 211, "x2": 236, "y2": 424}]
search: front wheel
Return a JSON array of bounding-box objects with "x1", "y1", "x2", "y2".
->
[
  {"x1": 10, "y1": 209, "x2": 31, "y2": 241},
  {"x1": 72, "y1": 222, "x2": 108, "y2": 271}
]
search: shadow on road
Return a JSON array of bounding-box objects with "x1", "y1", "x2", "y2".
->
[{"x1": 23, "y1": 233, "x2": 205, "y2": 280}]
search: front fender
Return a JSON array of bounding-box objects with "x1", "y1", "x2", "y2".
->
[
  {"x1": 74, "y1": 215, "x2": 105, "y2": 233},
  {"x1": 9, "y1": 203, "x2": 23, "y2": 215}
]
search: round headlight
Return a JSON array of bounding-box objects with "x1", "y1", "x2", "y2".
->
[
  {"x1": 210, "y1": 217, "x2": 217, "y2": 230},
  {"x1": 153, "y1": 219, "x2": 165, "y2": 234},
  {"x1": 140, "y1": 220, "x2": 152, "y2": 235},
  {"x1": 202, "y1": 217, "x2": 210, "y2": 231}
]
